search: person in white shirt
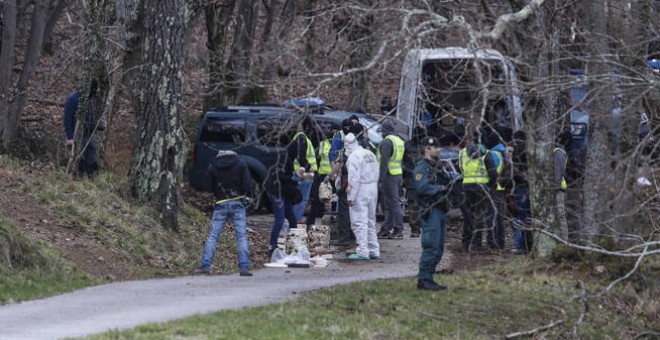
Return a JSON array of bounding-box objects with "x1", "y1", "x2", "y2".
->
[{"x1": 344, "y1": 133, "x2": 380, "y2": 260}]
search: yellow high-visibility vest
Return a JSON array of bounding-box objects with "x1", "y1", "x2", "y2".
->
[
  {"x1": 377, "y1": 135, "x2": 404, "y2": 175},
  {"x1": 459, "y1": 148, "x2": 489, "y2": 184},
  {"x1": 554, "y1": 147, "x2": 568, "y2": 190},
  {"x1": 292, "y1": 132, "x2": 318, "y2": 172},
  {"x1": 318, "y1": 139, "x2": 331, "y2": 175}
]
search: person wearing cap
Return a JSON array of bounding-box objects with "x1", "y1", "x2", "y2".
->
[
  {"x1": 377, "y1": 119, "x2": 406, "y2": 239},
  {"x1": 344, "y1": 133, "x2": 381, "y2": 260},
  {"x1": 413, "y1": 136, "x2": 452, "y2": 290},
  {"x1": 195, "y1": 150, "x2": 254, "y2": 277}
]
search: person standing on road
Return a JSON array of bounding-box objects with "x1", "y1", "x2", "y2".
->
[
  {"x1": 485, "y1": 132, "x2": 507, "y2": 250},
  {"x1": 344, "y1": 133, "x2": 380, "y2": 260},
  {"x1": 414, "y1": 137, "x2": 452, "y2": 290},
  {"x1": 458, "y1": 137, "x2": 498, "y2": 252},
  {"x1": 305, "y1": 136, "x2": 332, "y2": 227},
  {"x1": 289, "y1": 116, "x2": 318, "y2": 224},
  {"x1": 512, "y1": 130, "x2": 533, "y2": 254},
  {"x1": 266, "y1": 153, "x2": 300, "y2": 256},
  {"x1": 195, "y1": 150, "x2": 253, "y2": 277},
  {"x1": 377, "y1": 120, "x2": 406, "y2": 240},
  {"x1": 328, "y1": 117, "x2": 358, "y2": 247}
]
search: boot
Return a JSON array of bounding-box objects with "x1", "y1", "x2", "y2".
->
[{"x1": 417, "y1": 279, "x2": 447, "y2": 291}]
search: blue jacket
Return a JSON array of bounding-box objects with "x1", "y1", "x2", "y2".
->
[{"x1": 63, "y1": 90, "x2": 80, "y2": 140}]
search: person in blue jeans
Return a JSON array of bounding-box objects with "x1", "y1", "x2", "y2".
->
[
  {"x1": 265, "y1": 155, "x2": 299, "y2": 255},
  {"x1": 195, "y1": 150, "x2": 253, "y2": 276}
]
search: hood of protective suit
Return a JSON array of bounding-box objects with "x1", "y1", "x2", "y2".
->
[{"x1": 344, "y1": 133, "x2": 358, "y2": 156}]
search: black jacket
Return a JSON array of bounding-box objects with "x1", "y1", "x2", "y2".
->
[{"x1": 205, "y1": 151, "x2": 253, "y2": 201}]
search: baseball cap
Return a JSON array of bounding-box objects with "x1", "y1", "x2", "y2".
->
[{"x1": 420, "y1": 136, "x2": 439, "y2": 147}]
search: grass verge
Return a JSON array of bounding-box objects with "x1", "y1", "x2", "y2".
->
[
  {"x1": 0, "y1": 214, "x2": 95, "y2": 304},
  {"x1": 0, "y1": 156, "x2": 242, "y2": 303},
  {"x1": 84, "y1": 260, "x2": 654, "y2": 339}
]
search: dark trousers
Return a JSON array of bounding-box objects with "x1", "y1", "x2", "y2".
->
[
  {"x1": 305, "y1": 173, "x2": 327, "y2": 226},
  {"x1": 380, "y1": 175, "x2": 403, "y2": 232},
  {"x1": 267, "y1": 191, "x2": 297, "y2": 248},
  {"x1": 462, "y1": 185, "x2": 491, "y2": 249},
  {"x1": 406, "y1": 188, "x2": 421, "y2": 234},
  {"x1": 333, "y1": 189, "x2": 354, "y2": 243},
  {"x1": 418, "y1": 207, "x2": 446, "y2": 280},
  {"x1": 78, "y1": 139, "x2": 99, "y2": 176},
  {"x1": 486, "y1": 190, "x2": 505, "y2": 249},
  {"x1": 513, "y1": 187, "x2": 534, "y2": 252}
]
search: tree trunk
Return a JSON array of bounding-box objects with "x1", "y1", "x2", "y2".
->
[
  {"x1": 70, "y1": 0, "x2": 112, "y2": 175},
  {"x1": 258, "y1": 0, "x2": 298, "y2": 85},
  {"x1": 526, "y1": 1, "x2": 564, "y2": 257},
  {"x1": 345, "y1": 1, "x2": 375, "y2": 111},
  {"x1": 204, "y1": 0, "x2": 237, "y2": 111},
  {"x1": 126, "y1": 0, "x2": 188, "y2": 231},
  {"x1": 226, "y1": 0, "x2": 260, "y2": 104},
  {"x1": 607, "y1": 0, "x2": 650, "y2": 238},
  {"x1": 582, "y1": 0, "x2": 614, "y2": 244},
  {"x1": 0, "y1": 0, "x2": 18, "y2": 154}
]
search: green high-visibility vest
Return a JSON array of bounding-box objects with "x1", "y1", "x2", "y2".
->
[
  {"x1": 292, "y1": 132, "x2": 318, "y2": 172},
  {"x1": 318, "y1": 139, "x2": 332, "y2": 175},
  {"x1": 554, "y1": 147, "x2": 567, "y2": 190},
  {"x1": 459, "y1": 148, "x2": 489, "y2": 184},
  {"x1": 377, "y1": 135, "x2": 404, "y2": 175}
]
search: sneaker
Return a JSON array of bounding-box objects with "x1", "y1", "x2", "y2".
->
[
  {"x1": 377, "y1": 229, "x2": 391, "y2": 239},
  {"x1": 239, "y1": 270, "x2": 253, "y2": 277},
  {"x1": 417, "y1": 279, "x2": 447, "y2": 291},
  {"x1": 347, "y1": 254, "x2": 370, "y2": 261},
  {"x1": 193, "y1": 268, "x2": 210, "y2": 275},
  {"x1": 389, "y1": 229, "x2": 404, "y2": 239},
  {"x1": 511, "y1": 249, "x2": 528, "y2": 255},
  {"x1": 369, "y1": 254, "x2": 381, "y2": 260},
  {"x1": 410, "y1": 230, "x2": 420, "y2": 238}
]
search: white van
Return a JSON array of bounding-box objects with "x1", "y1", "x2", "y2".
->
[{"x1": 395, "y1": 47, "x2": 523, "y2": 144}]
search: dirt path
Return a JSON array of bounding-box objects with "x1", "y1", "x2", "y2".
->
[{"x1": 0, "y1": 232, "x2": 452, "y2": 340}]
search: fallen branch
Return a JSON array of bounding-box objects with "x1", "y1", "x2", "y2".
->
[
  {"x1": 602, "y1": 245, "x2": 650, "y2": 295},
  {"x1": 572, "y1": 280, "x2": 588, "y2": 339},
  {"x1": 505, "y1": 318, "x2": 566, "y2": 339},
  {"x1": 419, "y1": 311, "x2": 449, "y2": 321}
]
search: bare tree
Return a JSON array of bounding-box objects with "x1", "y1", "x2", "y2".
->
[
  {"x1": 121, "y1": 0, "x2": 188, "y2": 231},
  {"x1": 0, "y1": 1, "x2": 66, "y2": 154}
]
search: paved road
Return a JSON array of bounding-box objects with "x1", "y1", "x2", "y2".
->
[{"x1": 0, "y1": 236, "x2": 451, "y2": 340}]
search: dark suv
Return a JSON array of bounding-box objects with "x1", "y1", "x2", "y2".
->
[{"x1": 188, "y1": 105, "x2": 383, "y2": 210}]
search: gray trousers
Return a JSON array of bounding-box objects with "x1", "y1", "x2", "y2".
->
[{"x1": 380, "y1": 174, "x2": 403, "y2": 232}]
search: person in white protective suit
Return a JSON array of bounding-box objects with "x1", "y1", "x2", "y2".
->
[{"x1": 344, "y1": 133, "x2": 381, "y2": 260}]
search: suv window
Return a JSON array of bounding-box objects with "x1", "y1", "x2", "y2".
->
[
  {"x1": 201, "y1": 117, "x2": 246, "y2": 143},
  {"x1": 256, "y1": 117, "x2": 296, "y2": 147}
]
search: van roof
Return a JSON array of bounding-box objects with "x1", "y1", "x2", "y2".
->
[{"x1": 406, "y1": 47, "x2": 508, "y2": 62}]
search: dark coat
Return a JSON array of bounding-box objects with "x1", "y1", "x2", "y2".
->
[{"x1": 205, "y1": 151, "x2": 253, "y2": 202}]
